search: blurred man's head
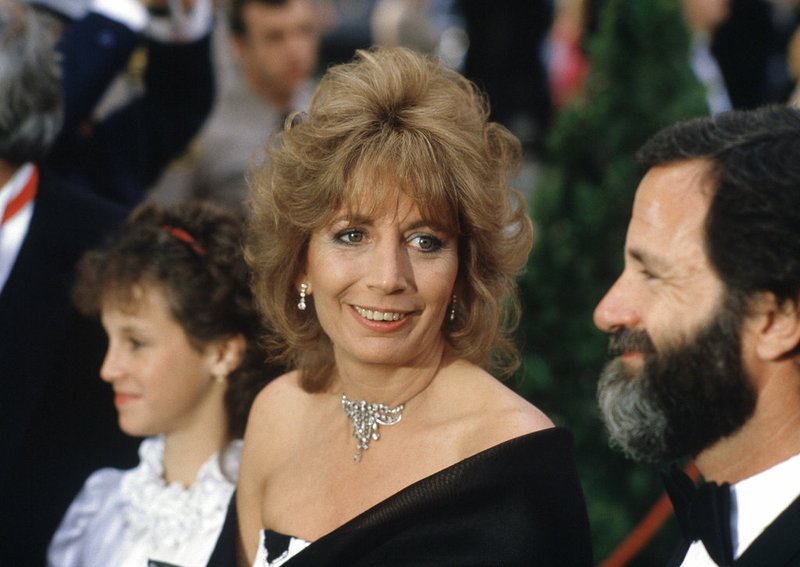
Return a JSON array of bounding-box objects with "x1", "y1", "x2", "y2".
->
[
  {"x1": 594, "y1": 106, "x2": 800, "y2": 464},
  {"x1": 681, "y1": 0, "x2": 730, "y2": 37},
  {"x1": 230, "y1": 0, "x2": 319, "y2": 110},
  {"x1": 0, "y1": 0, "x2": 62, "y2": 166}
]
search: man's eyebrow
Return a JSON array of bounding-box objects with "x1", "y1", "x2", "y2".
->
[{"x1": 627, "y1": 247, "x2": 670, "y2": 272}]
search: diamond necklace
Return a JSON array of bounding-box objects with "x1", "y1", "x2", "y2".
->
[{"x1": 341, "y1": 393, "x2": 405, "y2": 462}]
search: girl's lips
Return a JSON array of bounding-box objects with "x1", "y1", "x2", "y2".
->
[{"x1": 114, "y1": 392, "x2": 139, "y2": 407}]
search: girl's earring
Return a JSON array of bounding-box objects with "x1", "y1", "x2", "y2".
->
[
  {"x1": 449, "y1": 294, "x2": 457, "y2": 322},
  {"x1": 297, "y1": 283, "x2": 308, "y2": 311}
]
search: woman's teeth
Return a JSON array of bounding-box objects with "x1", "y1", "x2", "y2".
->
[{"x1": 354, "y1": 306, "x2": 403, "y2": 321}]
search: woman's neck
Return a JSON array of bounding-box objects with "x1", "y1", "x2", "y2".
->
[{"x1": 331, "y1": 343, "x2": 450, "y2": 407}]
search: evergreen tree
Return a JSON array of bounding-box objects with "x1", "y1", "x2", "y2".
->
[{"x1": 518, "y1": 0, "x2": 708, "y2": 562}]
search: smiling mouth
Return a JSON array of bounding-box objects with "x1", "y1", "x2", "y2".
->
[{"x1": 353, "y1": 305, "x2": 405, "y2": 321}]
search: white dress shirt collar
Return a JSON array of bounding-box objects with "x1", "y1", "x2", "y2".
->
[
  {"x1": 681, "y1": 451, "x2": 800, "y2": 565},
  {"x1": 0, "y1": 163, "x2": 37, "y2": 293}
]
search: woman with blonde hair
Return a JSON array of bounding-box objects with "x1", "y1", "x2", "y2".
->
[{"x1": 233, "y1": 47, "x2": 592, "y2": 565}]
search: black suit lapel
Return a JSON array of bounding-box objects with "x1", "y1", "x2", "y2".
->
[
  {"x1": 667, "y1": 539, "x2": 692, "y2": 567},
  {"x1": 0, "y1": 173, "x2": 75, "y2": 459},
  {"x1": 735, "y1": 493, "x2": 800, "y2": 566},
  {"x1": 665, "y1": 492, "x2": 800, "y2": 566}
]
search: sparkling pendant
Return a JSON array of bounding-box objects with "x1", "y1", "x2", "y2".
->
[{"x1": 341, "y1": 394, "x2": 404, "y2": 462}]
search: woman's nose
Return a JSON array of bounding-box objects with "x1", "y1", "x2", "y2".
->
[{"x1": 366, "y1": 242, "x2": 412, "y2": 294}]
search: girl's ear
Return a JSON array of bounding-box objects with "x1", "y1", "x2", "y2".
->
[{"x1": 208, "y1": 333, "x2": 247, "y2": 381}]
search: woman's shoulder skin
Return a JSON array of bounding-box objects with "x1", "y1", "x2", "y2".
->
[
  {"x1": 420, "y1": 357, "x2": 554, "y2": 461},
  {"x1": 237, "y1": 361, "x2": 554, "y2": 560},
  {"x1": 237, "y1": 370, "x2": 307, "y2": 562}
]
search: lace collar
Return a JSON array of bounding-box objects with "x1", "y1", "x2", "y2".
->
[{"x1": 119, "y1": 436, "x2": 241, "y2": 551}]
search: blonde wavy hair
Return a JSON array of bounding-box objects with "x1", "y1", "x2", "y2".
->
[{"x1": 246, "y1": 47, "x2": 533, "y2": 392}]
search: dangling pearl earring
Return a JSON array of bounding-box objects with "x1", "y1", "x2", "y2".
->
[
  {"x1": 297, "y1": 283, "x2": 308, "y2": 311},
  {"x1": 449, "y1": 294, "x2": 457, "y2": 321}
]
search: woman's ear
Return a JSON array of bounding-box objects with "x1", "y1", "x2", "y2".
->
[
  {"x1": 750, "y1": 293, "x2": 800, "y2": 361},
  {"x1": 208, "y1": 333, "x2": 247, "y2": 380}
]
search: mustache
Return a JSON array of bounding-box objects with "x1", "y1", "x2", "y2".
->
[{"x1": 608, "y1": 328, "x2": 656, "y2": 357}]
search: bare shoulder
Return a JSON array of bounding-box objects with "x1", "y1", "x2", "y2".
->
[
  {"x1": 434, "y1": 360, "x2": 554, "y2": 458},
  {"x1": 238, "y1": 371, "x2": 306, "y2": 562},
  {"x1": 243, "y1": 370, "x2": 307, "y2": 454},
  {"x1": 249, "y1": 370, "x2": 305, "y2": 422},
  {"x1": 471, "y1": 367, "x2": 554, "y2": 432}
]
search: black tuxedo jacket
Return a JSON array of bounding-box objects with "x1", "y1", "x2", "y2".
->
[
  {"x1": 0, "y1": 168, "x2": 139, "y2": 565},
  {"x1": 668, "y1": 493, "x2": 800, "y2": 566}
]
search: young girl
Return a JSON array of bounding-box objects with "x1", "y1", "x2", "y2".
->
[{"x1": 48, "y1": 201, "x2": 275, "y2": 566}]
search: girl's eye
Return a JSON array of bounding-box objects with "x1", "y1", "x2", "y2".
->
[
  {"x1": 411, "y1": 234, "x2": 443, "y2": 252},
  {"x1": 336, "y1": 229, "x2": 364, "y2": 244},
  {"x1": 128, "y1": 337, "x2": 145, "y2": 351}
]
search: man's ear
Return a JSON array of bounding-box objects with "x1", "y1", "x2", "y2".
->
[
  {"x1": 208, "y1": 333, "x2": 247, "y2": 380},
  {"x1": 750, "y1": 293, "x2": 800, "y2": 361}
]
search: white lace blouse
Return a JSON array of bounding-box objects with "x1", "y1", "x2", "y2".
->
[{"x1": 47, "y1": 436, "x2": 240, "y2": 567}]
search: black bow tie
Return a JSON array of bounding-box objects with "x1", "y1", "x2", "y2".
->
[{"x1": 663, "y1": 464, "x2": 734, "y2": 566}]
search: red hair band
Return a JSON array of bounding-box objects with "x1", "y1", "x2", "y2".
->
[{"x1": 162, "y1": 224, "x2": 206, "y2": 256}]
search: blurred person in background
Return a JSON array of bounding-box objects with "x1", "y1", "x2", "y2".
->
[
  {"x1": 459, "y1": 0, "x2": 553, "y2": 158},
  {"x1": 49, "y1": 201, "x2": 275, "y2": 566},
  {"x1": 791, "y1": 23, "x2": 800, "y2": 104},
  {"x1": 0, "y1": 2, "x2": 138, "y2": 563},
  {"x1": 148, "y1": 0, "x2": 319, "y2": 213},
  {"x1": 681, "y1": 0, "x2": 733, "y2": 114},
  {"x1": 712, "y1": 0, "x2": 799, "y2": 110},
  {"x1": 30, "y1": 0, "x2": 216, "y2": 206},
  {"x1": 595, "y1": 106, "x2": 800, "y2": 566}
]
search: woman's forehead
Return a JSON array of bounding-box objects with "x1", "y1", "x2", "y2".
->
[{"x1": 336, "y1": 169, "x2": 458, "y2": 230}]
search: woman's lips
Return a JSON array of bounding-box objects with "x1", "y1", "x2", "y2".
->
[{"x1": 350, "y1": 305, "x2": 411, "y2": 332}]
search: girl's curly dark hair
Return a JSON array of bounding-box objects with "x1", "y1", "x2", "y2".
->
[{"x1": 73, "y1": 201, "x2": 278, "y2": 439}]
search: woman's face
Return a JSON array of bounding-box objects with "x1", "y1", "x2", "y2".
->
[
  {"x1": 302, "y1": 190, "x2": 459, "y2": 369},
  {"x1": 99, "y1": 283, "x2": 222, "y2": 438}
]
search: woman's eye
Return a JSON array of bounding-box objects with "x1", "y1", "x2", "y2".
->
[
  {"x1": 411, "y1": 234, "x2": 442, "y2": 252},
  {"x1": 128, "y1": 338, "x2": 145, "y2": 350},
  {"x1": 336, "y1": 229, "x2": 364, "y2": 244}
]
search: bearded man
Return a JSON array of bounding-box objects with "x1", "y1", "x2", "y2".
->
[{"x1": 594, "y1": 105, "x2": 800, "y2": 566}]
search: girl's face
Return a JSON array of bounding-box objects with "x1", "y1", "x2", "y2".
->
[
  {"x1": 301, "y1": 191, "x2": 459, "y2": 370},
  {"x1": 99, "y1": 283, "x2": 223, "y2": 438}
]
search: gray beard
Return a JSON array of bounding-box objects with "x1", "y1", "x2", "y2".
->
[
  {"x1": 597, "y1": 358, "x2": 670, "y2": 463},
  {"x1": 596, "y1": 296, "x2": 757, "y2": 464}
]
